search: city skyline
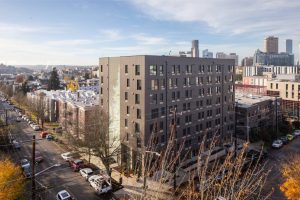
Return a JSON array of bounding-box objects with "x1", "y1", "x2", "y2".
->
[{"x1": 0, "y1": 0, "x2": 299, "y2": 65}]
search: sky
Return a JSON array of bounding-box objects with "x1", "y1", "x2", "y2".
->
[{"x1": 0, "y1": 0, "x2": 299, "y2": 65}]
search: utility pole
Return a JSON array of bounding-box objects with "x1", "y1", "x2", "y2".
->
[
  {"x1": 5, "y1": 109, "x2": 7, "y2": 126},
  {"x1": 234, "y1": 102, "x2": 237, "y2": 159},
  {"x1": 32, "y1": 135, "x2": 36, "y2": 200},
  {"x1": 172, "y1": 108, "x2": 177, "y2": 191},
  {"x1": 297, "y1": 94, "x2": 300, "y2": 128},
  {"x1": 275, "y1": 96, "x2": 278, "y2": 139}
]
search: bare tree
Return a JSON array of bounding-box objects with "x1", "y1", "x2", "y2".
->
[
  {"x1": 128, "y1": 129, "x2": 272, "y2": 200},
  {"x1": 27, "y1": 92, "x2": 47, "y2": 128},
  {"x1": 71, "y1": 109, "x2": 121, "y2": 175}
]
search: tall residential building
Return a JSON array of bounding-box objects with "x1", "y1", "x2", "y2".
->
[
  {"x1": 286, "y1": 39, "x2": 293, "y2": 54},
  {"x1": 99, "y1": 55, "x2": 235, "y2": 171},
  {"x1": 264, "y1": 36, "x2": 278, "y2": 54},
  {"x1": 191, "y1": 40, "x2": 199, "y2": 58},
  {"x1": 216, "y1": 52, "x2": 239, "y2": 66},
  {"x1": 253, "y1": 49, "x2": 294, "y2": 66},
  {"x1": 202, "y1": 49, "x2": 213, "y2": 58}
]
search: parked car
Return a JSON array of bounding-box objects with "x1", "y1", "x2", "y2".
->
[
  {"x1": 279, "y1": 136, "x2": 289, "y2": 144},
  {"x1": 88, "y1": 174, "x2": 112, "y2": 194},
  {"x1": 46, "y1": 134, "x2": 54, "y2": 141},
  {"x1": 69, "y1": 159, "x2": 84, "y2": 171},
  {"x1": 35, "y1": 151, "x2": 43, "y2": 163},
  {"x1": 16, "y1": 117, "x2": 21, "y2": 122},
  {"x1": 56, "y1": 190, "x2": 73, "y2": 200},
  {"x1": 40, "y1": 131, "x2": 49, "y2": 138},
  {"x1": 293, "y1": 130, "x2": 300, "y2": 137},
  {"x1": 12, "y1": 140, "x2": 21, "y2": 149},
  {"x1": 272, "y1": 140, "x2": 283, "y2": 149},
  {"x1": 33, "y1": 125, "x2": 40, "y2": 131},
  {"x1": 286, "y1": 134, "x2": 294, "y2": 141},
  {"x1": 79, "y1": 168, "x2": 93, "y2": 180},
  {"x1": 23, "y1": 167, "x2": 32, "y2": 179},
  {"x1": 20, "y1": 158, "x2": 30, "y2": 169},
  {"x1": 61, "y1": 152, "x2": 80, "y2": 161}
]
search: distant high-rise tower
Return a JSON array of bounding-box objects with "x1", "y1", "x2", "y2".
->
[
  {"x1": 191, "y1": 40, "x2": 199, "y2": 58},
  {"x1": 264, "y1": 36, "x2": 278, "y2": 54},
  {"x1": 202, "y1": 49, "x2": 213, "y2": 58},
  {"x1": 286, "y1": 39, "x2": 293, "y2": 54}
]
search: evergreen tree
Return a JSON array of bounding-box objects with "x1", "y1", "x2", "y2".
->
[{"x1": 48, "y1": 67, "x2": 60, "y2": 90}]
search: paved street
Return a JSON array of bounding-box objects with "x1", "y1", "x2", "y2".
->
[
  {"x1": 263, "y1": 135, "x2": 300, "y2": 200},
  {"x1": 3, "y1": 102, "x2": 117, "y2": 200}
]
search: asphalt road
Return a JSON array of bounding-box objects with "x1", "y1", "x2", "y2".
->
[
  {"x1": 263, "y1": 135, "x2": 300, "y2": 200},
  {"x1": 3, "y1": 101, "x2": 117, "y2": 200}
]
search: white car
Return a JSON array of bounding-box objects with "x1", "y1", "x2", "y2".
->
[
  {"x1": 16, "y1": 117, "x2": 21, "y2": 122},
  {"x1": 20, "y1": 158, "x2": 30, "y2": 169},
  {"x1": 33, "y1": 125, "x2": 40, "y2": 131},
  {"x1": 56, "y1": 190, "x2": 72, "y2": 200},
  {"x1": 293, "y1": 130, "x2": 300, "y2": 137},
  {"x1": 60, "y1": 152, "x2": 74, "y2": 161},
  {"x1": 88, "y1": 174, "x2": 112, "y2": 194},
  {"x1": 272, "y1": 140, "x2": 283, "y2": 149},
  {"x1": 79, "y1": 168, "x2": 93, "y2": 180},
  {"x1": 12, "y1": 140, "x2": 21, "y2": 149}
]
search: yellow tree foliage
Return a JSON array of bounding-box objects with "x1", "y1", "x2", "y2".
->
[
  {"x1": 67, "y1": 80, "x2": 79, "y2": 92},
  {"x1": 0, "y1": 158, "x2": 25, "y2": 200},
  {"x1": 280, "y1": 154, "x2": 300, "y2": 200}
]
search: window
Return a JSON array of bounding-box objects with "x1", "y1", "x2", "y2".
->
[
  {"x1": 199, "y1": 65, "x2": 204, "y2": 73},
  {"x1": 177, "y1": 65, "x2": 181, "y2": 74},
  {"x1": 126, "y1": 79, "x2": 130, "y2": 87},
  {"x1": 101, "y1": 76, "x2": 103, "y2": 84},
  {"x1": 207, "y1": 65, "x2": 212, "y2": 72},
  {"x1": 125, "y1": 65, "x2": 128, "y2": 73},
  {"x1": 172, "y1": 65, "x2": 176, "y2": 74},
  {"x1": 270, "y1": 83, "x2": 273, "y2": 89},
  {"x1": 160, "y1": 121, "x2": 164, "y2": 130},
  {"x1": 276, "y1": 83, "x2": 278, "y2": 89},
  {"x1": 135, "y1": 65, "x2": 140, "y2": 75},
  {"x1": 126, "y1": 106, "x2": 130, "y2": 115},
  {"x1": 286, "y1": 84, "x2": 288, "y2": 90},
  {"x1": 177, "y1": 91, "x2": 180, "y2": 99},
  {"x1": 151, "y1": 79, "x2": 159, "y2": 90},
  {"x1": 186, "y1": 65, "x2": 192, "y2": 74},
  {"x1": 216, "y1": 65, "x2": 221, "y2": 72},
  {"x1": 172, "y1": 92, "x2": 176, "y2": 101},
  {"x1": 161, "y1": 107, "x2": 165, "y2": 116},
  {"x1": 151, "y1": 108, "x2": 159, "y2": 119},
  {"x1": 126, "y1": 133, "x2": 129, "y2": 141},
  {"x1": 292, "y1": 84, "x2": 294, "y2": 90},
  {"x1": 137, "y1": 109, "x2": 141, "y2": 119},
  {"x1": 135, "y1": 123, "x2": 140, "y2": 133},
  {"x1": 286, "y1": 92, "x2": 288, "y2": 98},
  {"x1": 137, "y1": 80, "x2": 142, "y2": 90},
  {"x1": 125, "y1": 92, "x2": 128, "y2": 100},
  {"x1": 159, "y1": 65, "x2": 164, "y2": 75},
  {"x1": 161, "y1": 79, "x2": 165, "y2": 89},
  {"x1": 125, "y1": 119, "x2": 128, "y2": 127},
  {"x1": 196, "y1": 101, "x2": 200, "y2": 108},
  {"x1": 151, "y1": 94, "x2": 157, "y2": 104},
  {"x1": 100, "y1": 65, "x2": 103, "y2": 72},
  {"x1": 160, "y1": 93, "x2": 164, "y2": 102},
  {"x1": 135, "y1": 94, "x2": 140, "y2": 104},
  {"x1": 150, "y1": 65, "x2": 157, "y2": 75}
]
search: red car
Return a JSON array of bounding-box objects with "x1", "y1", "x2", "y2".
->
[
  {"x1": 69, "y1": 159, "x2": 84, "y2": 171},
  {"x1": 40, "y1": 131, "x2": 48, "y2": 138}
]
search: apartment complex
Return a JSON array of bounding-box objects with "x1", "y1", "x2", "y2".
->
[
  {"x1": 267, "y1": 79, "x2": 300, "y2": 116},
  {"x1": 216, "y1": 52, "x2": 239, "y2": 66},
  {"x1": 236, "y1": 93, "x2": 281, "y2": 141},
  {"x1": 253, "y1": 49, "x2": 294, "y2": 66},
  {"x1": 27, "y1": 90, "x2": 99, "y2": 139},
  {"x1": 99, "y1": 55, "x2": 235, "y2": 171}
]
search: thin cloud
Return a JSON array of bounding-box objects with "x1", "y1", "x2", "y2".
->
[
  {"x1": 99, "y1": 29, "x2": 123, "y2": 41},
  {"x1": 128, "y1": 0, "x2": 300, "y2": 38},
  {"x1": 0, "y1": 22, "x2": 64, "y2": 34},
  {"x1": 132, "y1": 34, "x2": 166, "y2": 45},
  {"x1": 46, "y1": 39, "x2": 93, "y2": 46}
]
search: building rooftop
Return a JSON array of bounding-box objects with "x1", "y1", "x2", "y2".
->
[{"x1": 235, "y1": 93, "x2": 276, "y2": 108}]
